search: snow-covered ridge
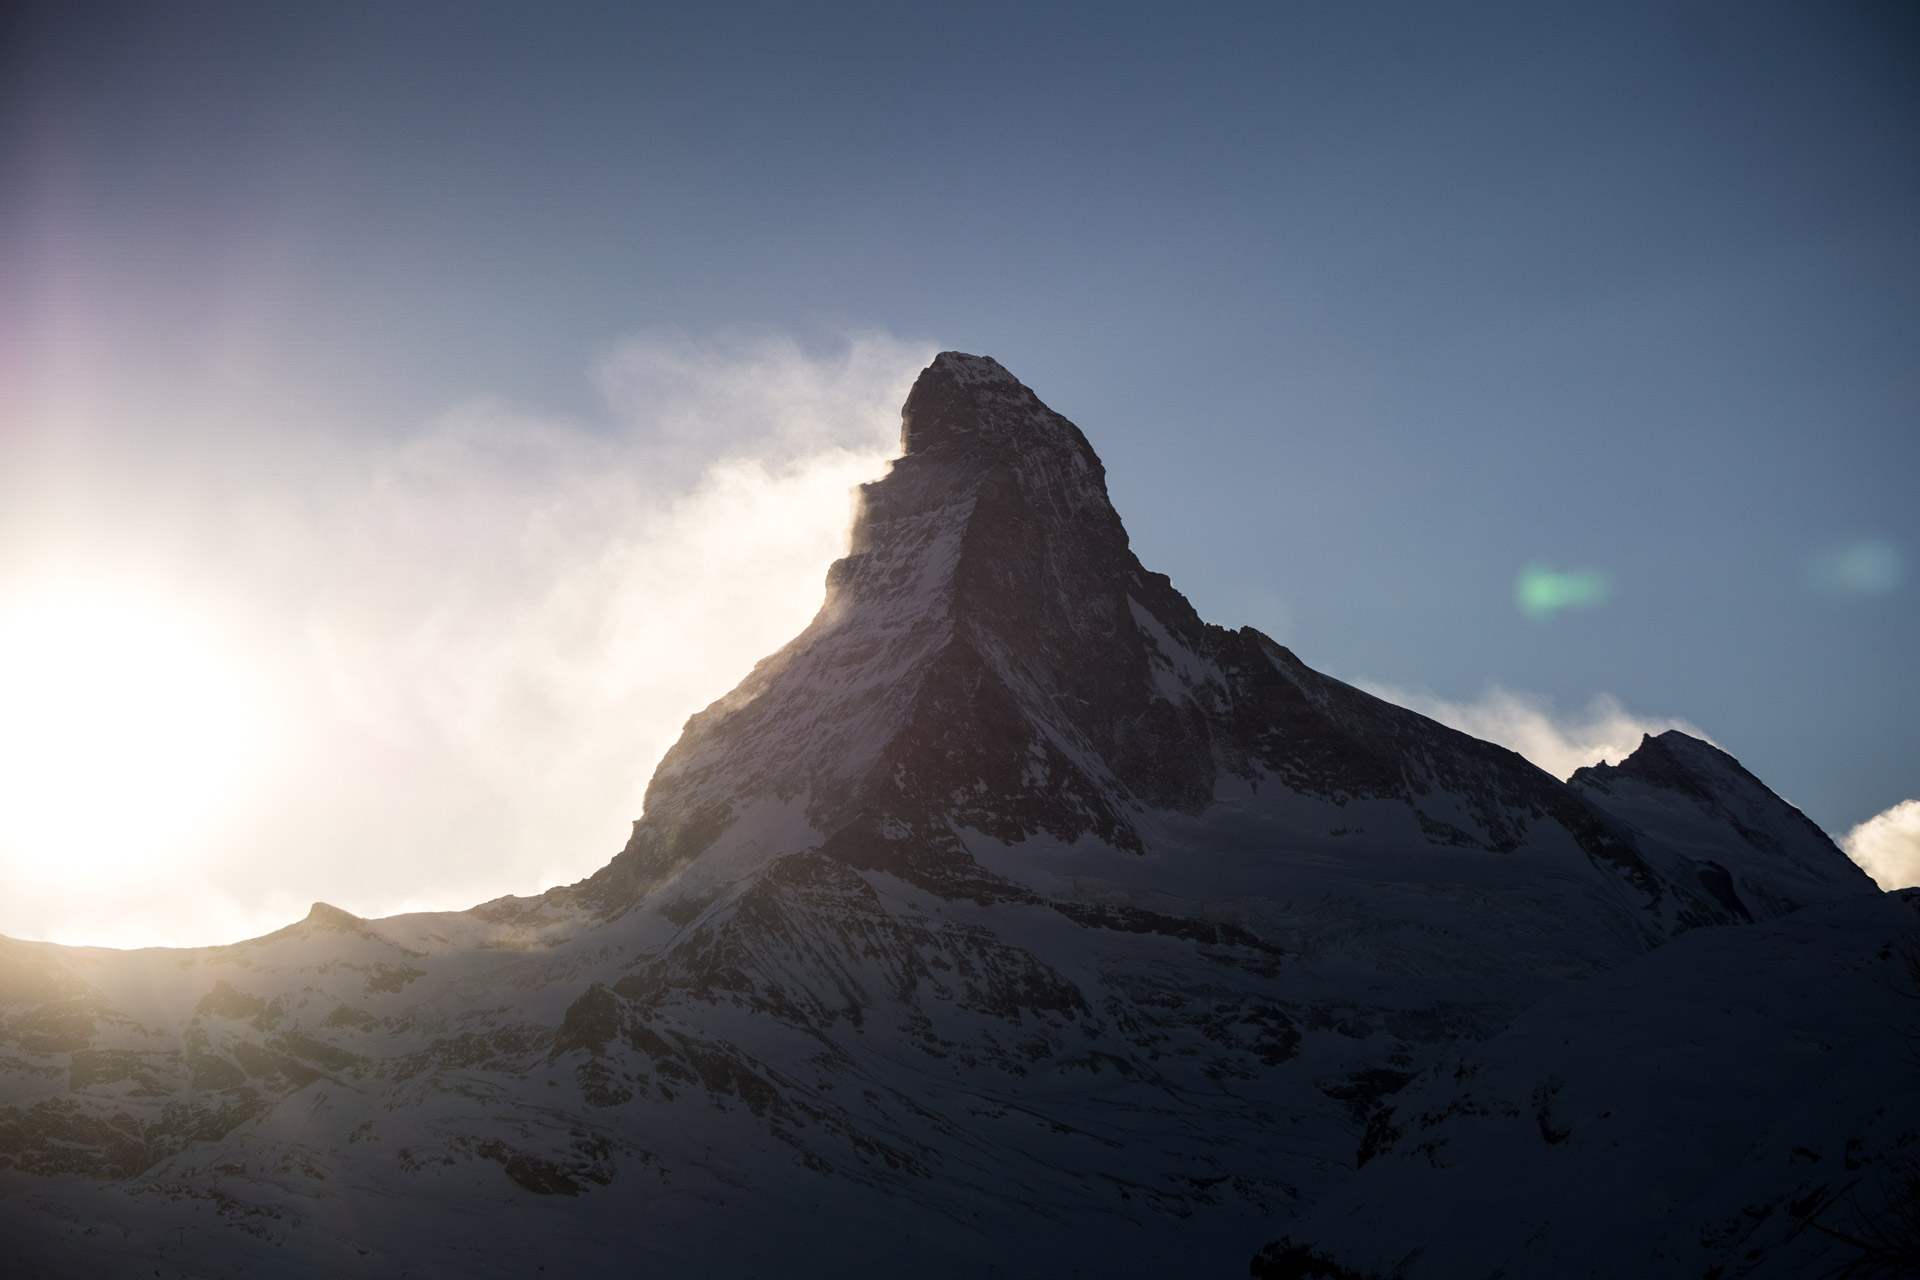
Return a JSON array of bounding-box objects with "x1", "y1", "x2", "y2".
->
[{"x1": 1571, "y1": 729, "x2": 1869, "y2": 922}]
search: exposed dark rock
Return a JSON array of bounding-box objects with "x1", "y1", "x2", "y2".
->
[{"x1": 552, "y1": 984, "x2": 621, "y2": 1057}]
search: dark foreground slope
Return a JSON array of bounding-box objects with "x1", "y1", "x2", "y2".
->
[
  {"x1": 1256, "y1": 887, "x2": 1920, "y2": 1280},
  {"x1": 0, "y1": 355, "x2": 1892, "y2": 1278}
]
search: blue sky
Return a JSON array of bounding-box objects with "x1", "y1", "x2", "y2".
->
[{"x1": 2, "y1": 2, "x2": 1915, "y2": 942}]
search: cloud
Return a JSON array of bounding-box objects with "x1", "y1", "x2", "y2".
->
[
  {"x1": 1357, "y1": 682, "x2": 1708, "y2": 781},
  {"x1": 1840, "y1": 799, "x2": 1920, "y2": 891},
  {"x1": 0, "y1": 329, "x2": 936, "y2": 947}
]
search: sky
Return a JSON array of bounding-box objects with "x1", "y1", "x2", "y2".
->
[{"x1": 2, "y1": 1, "x2": 1916, "y2": 945}]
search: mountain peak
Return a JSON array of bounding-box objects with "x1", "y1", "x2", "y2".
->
[
  {"x1": 1570, "y1": 728, "x2": 1872, "y2": 903},
  {"x1": 925, "y1": 349, "x2": 1019, "y2": 385},
  {"x1": 588, "y1": 352, "x2": 1870, "y2": 935},
  {"x1": 898, "y1": 351, "x2": 1095, "y2": 467},
  {"x1": 1579, "y1": 729, "x2": 1773, "y2": 803}
]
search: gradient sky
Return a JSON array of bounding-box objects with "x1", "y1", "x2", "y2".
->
[{"x1": 3, "y1": 1, "x2": 1916, "y2": 944}]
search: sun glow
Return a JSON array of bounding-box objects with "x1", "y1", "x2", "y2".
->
[{"x1": 0, "y1": 586, "x2": 265, "y2": 881}]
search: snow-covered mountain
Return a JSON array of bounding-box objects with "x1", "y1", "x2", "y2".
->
[{"x1": 0, "y1": 354, "x2": 1898, "y2": 1278}]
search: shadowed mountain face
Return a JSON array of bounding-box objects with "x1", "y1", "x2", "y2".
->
[
  {"x1": 0, "y1": 355, "x2": 1893, "y2": 1279},
  {"x1": 594, "y1": 353, "x2": 1846, "y2": 929}
]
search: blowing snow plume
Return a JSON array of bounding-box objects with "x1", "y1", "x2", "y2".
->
[{"x1": 0, "y1": 330, "x2": 934, "y2": 947}]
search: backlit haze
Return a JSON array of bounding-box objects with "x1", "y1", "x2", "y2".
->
[{"x1": 3, "y1": 2, "x2": 1916, "y2": 945}]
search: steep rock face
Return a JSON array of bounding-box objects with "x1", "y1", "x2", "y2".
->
[
  {"x1": 589, "y1": 350, "x2": 1199, "y2": 900},
  {"x1": 0, "y1": 354, "x2": 1886, "y2": 1279},
  {"x1": 592, "y1": 354, "x2": 1788, "y2": 938}
]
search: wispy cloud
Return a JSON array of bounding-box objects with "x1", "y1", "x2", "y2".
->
[
  {"x1": 1840, "y1": 799, "x2": 1920, "y2": 891},
  {"x1": 1357, "y1": 682, "x2": 1708, "y2": 780},
  {"x1": 0, "y1": 329, "x2": 935, "y2": 946}
]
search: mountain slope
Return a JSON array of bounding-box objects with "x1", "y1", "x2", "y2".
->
[
  {"x1": 0, "y1": 353, "x2": 1884, "y2": 1278},
  {"x1": 1256, "y1": 888, "x2": 1920, "y2": 1280}
]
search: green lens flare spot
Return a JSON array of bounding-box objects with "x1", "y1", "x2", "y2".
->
[
  {"x1": 1515, "y1": 562, "x2": 1611, "y2": 622},
  {"x1": 1806, "y1": 540, "x2": 1902, "y2": 597}
]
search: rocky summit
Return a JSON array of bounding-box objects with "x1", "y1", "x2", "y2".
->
[{"x1": 1, "y1": 354, "x2": 1911, "y2": 1279}]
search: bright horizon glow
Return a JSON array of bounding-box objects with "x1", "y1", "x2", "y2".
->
[
  {"x1": 0, "y1": 585, "x2": 266, "y2": 882},
  {"x1": 0, "y1": 333, "x2": 920, "y2": 951}
]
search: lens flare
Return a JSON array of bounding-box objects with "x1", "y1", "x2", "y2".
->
[
  {"x1": 0, "y1": 586, "x2": 264, "y2": 879},
  {"x1": 1515, "y1": 562, "x2": 1611, "y2": 622},
  {"x1": 1807, "y1": 540, "x2": 1902, "y2": 597}
]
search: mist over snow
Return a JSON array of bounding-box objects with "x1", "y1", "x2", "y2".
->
[
  {"x1": 1357, "y1": 683, "x2": 1709, "y2": 781},
  {"x1": 1840, "y1": 798, "x2": 1920, "y2": 891},
  {"x1": 0, "y1": 331, "x2": 932, "y2": 947}
]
